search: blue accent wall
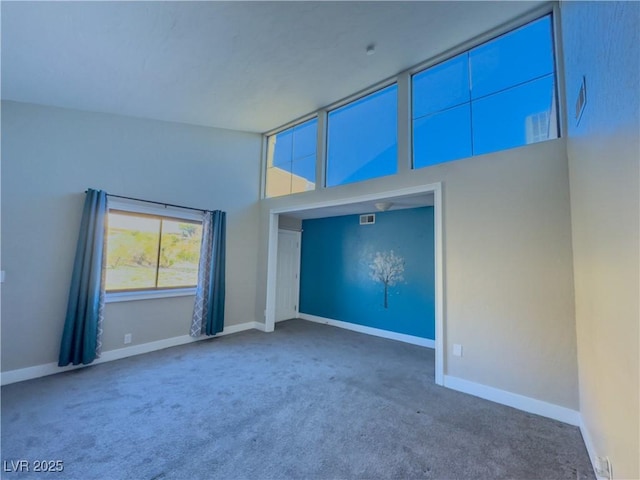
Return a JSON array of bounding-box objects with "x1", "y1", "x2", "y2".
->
[{"x1": 299, "y1": 207, "x2": 434, "y2": 339}]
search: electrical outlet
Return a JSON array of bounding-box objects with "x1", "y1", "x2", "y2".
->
[
  {"x1": 124, "y1": 333, "x2": 132, "y2": 345},
  {"x1": 594, "y1": 456, "x2": 611, "y2": 479},
  {"x1": 453, "y1": 344, "x2": 463, "y2": 357}
]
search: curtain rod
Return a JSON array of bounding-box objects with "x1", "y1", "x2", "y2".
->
[{"x1": 86, "y1": 190, "x2": 210, "y2": 214}]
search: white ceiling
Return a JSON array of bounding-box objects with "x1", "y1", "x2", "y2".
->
[
  {"x1": 283, "y1": 191, "x2": 434, "y2": 220},
  {"x1": 1, "y1": 1, "x2": 543, "y2": 133}
]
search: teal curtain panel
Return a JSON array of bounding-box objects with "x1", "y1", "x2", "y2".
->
[
  {"x1": 58, "y1": 189, "x2": 108, "y2": 366},
  {"x1": 191, "y1": 210, "x2": 226, "y2": 336}
]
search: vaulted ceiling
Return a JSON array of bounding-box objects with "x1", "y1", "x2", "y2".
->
[{"x1": 1, "y1": 1, "x2": 543, "y2": 133}]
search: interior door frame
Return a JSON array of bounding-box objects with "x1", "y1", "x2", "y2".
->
[
  {"x1": 265, "y1": 182, "x2": 444, "y2": 386},
  {"x1": 275, "y1": 229, "x2": 302, "y2": 322}
]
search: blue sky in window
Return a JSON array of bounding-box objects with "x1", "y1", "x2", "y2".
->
[
  {"x1": 413, "y1": 15, "x2": 557, "y2": 167},
  {"x1": 271, "y1": 118, "x2": 317, "y2": 182},
  {"x1": 414, "y1": 104, "x2": 472, "y2": 168},
  {"x1": 271, "y1": 15, "x2": 557, "y2": 187},
  {"x1": 291, "y1": 154, "x2": 316, "y2": 182},
  {"x1": 473, "y1": 75, "x2": 555, "y2": 155},
  {"x1": 413, "y1": 52, "x2": 470, "y2": 118},
  {"x1": 327, "y1": 84, "x2": 398, "y2": 187},
  {"x1": 272, "y1": 128, "x2": 293, "y2": 167},
  {"x1": 470, "y1": 16, "x2": 554, "y2": 99},
  {"x1": 293, "y1": 119, "x2": 317, "y2": 159}
]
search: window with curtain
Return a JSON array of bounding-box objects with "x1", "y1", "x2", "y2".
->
[
  {"x1": 102, "y1": 197, "x2": 205, "y2": 298},
  {"x1": 105, "y1": 210, "x2": 203, "y2": 292},
  {"x1": 59, "y1": 189, "x2": 227, "y2": 368}
]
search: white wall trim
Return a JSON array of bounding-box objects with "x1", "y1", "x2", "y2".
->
[
  {"x1": 265, "y1": 182, "x2": 444, "y2": 385},
  {"x1": 299, "y1": 313, "x2": 435, "y2": 349},
  {"x1": 443, "y1": 374, "x2": 580, "y2": 426},
  {"x1": 396, "y1": 71, "x2": 411, "y2": 175},
  {"x1": 106, "y1": 288, "x2": 196, "y2": 303},
  {"x1": 108, "y1": 197, "x2": 204, "y2": 222},
  {"x1": 269, "y1": 184, "x2": 441, "y2": 216},
  {"x1": 315, "y1": 110, "x2": 328, "y2": 191},
  {"x1": 433, "y1": 182, "x2": 444, "y2": 386},
  {"x1": 0, "y1": 321, "x2": 264, "y2": 386},
  {"x1": 579, "y1": 417, "x2": 608, "y2": 480},
  {"x1": 275, "y1": 229, "x2": 302, "y2": 322},
  {"x1": 265, "y1": 212, "x2": 279, "y2": 332}
]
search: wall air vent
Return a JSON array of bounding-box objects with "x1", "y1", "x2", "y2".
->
[
  {"x1": 575, "y1": 76, "x2": 587, "y2": 125},
  {"x1": 360, "y1": 214, "x2": 375, "y2": 225}
]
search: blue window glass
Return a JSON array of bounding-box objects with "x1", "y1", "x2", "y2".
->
[
  {"x1": 265, "y1": 118, "x2": 317, "y2": 198},
  {"x1": 272, "y1": 129, "x2": 293, "y2": 168},
  {"x1": 413, "y1": 53, "x2": 470, "y2": 117},
  {"x1": 291, "y1": 154, "x2": 316, "y2": 190},
  {"x1": 470, "y1": 16, "x2": 554, "y2": 99},
  {"x1": 472, "y1": 76, "x2": 556, "y2": 156},
  {"x1": 292, "y1": 120, "x2": 316, "y2": 159},
  {"x1": 414, "y1": 104, "x2": 472, "y2": 168},
  {"x1": 413, "y1": 53, "x2": 472, "y2": 167},
  {"x1": 327, "y1": 85, "x2": 398, "y2": 187},
  {"x1": 412, "y1": 14, "x2": 558, "y2": 169}
]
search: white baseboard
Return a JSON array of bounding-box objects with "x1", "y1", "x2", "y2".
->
[
  {"x1": 579, "y1": 417, "x2": 607, "y2": 480},
  {"x1": 443, "y1": 374, "x2": 580, "y2": 426},
  {"x1": 298, "y1": 315, "x2": 581, "y2": 427},
  {"x1": 1, "y1": 321, "x2": 264, "y2": 386},
  {"x1": 298, "y1": 313, "x2": 435, "y2": 349}
]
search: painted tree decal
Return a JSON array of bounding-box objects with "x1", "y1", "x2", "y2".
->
[{"x1": 369, "y1": 250, "x2": 405, "y2": 308}]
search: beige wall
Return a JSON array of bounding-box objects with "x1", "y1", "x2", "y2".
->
[
  {"x1": 259, "y1": 138, "x2": 580, "y2": 410},
  {"x1": 1, "y1": 101, "x2": 262, "y2": 372},
  {"x1": 266, "y1": 166, "x2": 315, "y2": 198},
  {"x1": 561, "y1": 2, "x2": 640, "y2": 478}
]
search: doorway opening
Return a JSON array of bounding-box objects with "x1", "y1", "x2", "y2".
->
[
  {"x1": 274, "y1": 229, "x2": 301, "y2": 323},
  {"x1": 266, "y1": 183, "x2": 444, "y2": 385}
]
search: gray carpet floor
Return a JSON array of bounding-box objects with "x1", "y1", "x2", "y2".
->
[{"x1": 2, "y1": 319, "x2": 594, "y2": 480}]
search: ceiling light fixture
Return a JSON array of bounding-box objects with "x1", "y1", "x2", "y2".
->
[
  {"x1": 366, "y1": 44, "x2": 376, "y2": 56},
  {"x1": 375, "y1": 202, "x2": 393, "y2": 212}
]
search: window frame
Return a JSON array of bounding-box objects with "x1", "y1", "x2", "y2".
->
[
  {"x1": 410, "y1": 13, "x2": 560, "y2": 169},
  {"x1": 325, "y1": 82, "x2": 399, "y2": 188},
  {"x1": 260, "y1": 4, "x2": 562, "y2": 199},
  {"x1": 264, "y1": 114, "x2": 319, "y2": 199},
  {"x1": 105, "y1": 199, "x2": 204, "y2": 303}
]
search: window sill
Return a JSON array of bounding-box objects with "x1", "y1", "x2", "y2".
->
[{"x1": 106, "y1": 288, "x2": 196, "y2": 303}]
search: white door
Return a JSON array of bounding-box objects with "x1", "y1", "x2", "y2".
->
[{"x1": 275, "y1": 229, "x2": 301, "y2": 322}]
